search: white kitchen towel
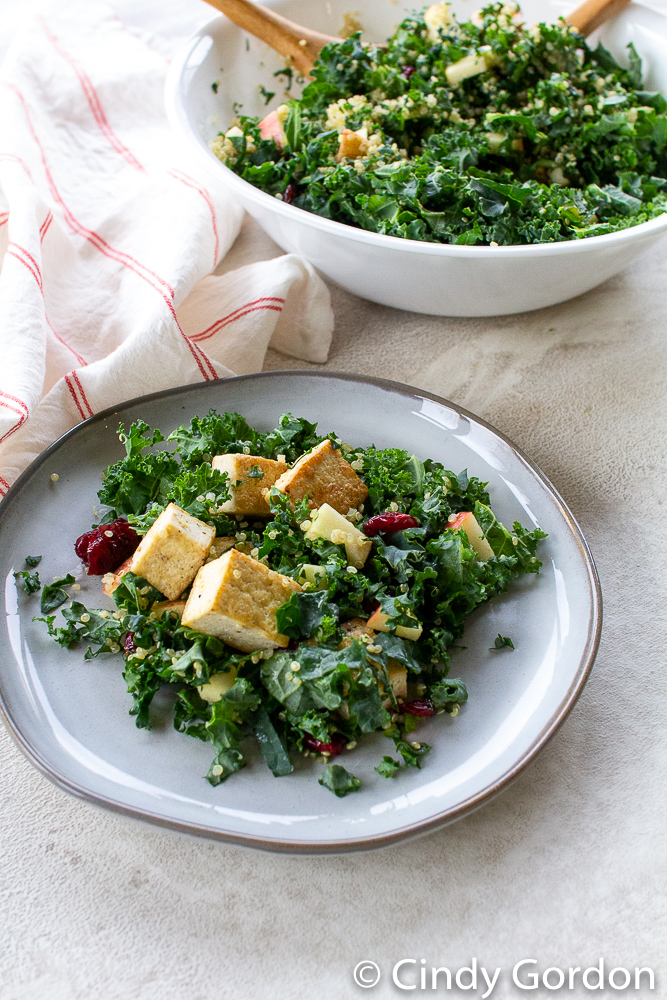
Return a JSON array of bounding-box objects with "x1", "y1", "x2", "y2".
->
[{"x1": 0, "y1": 2, "x2": 334, "y2": 499}]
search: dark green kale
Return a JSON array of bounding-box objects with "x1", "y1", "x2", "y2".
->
[
  {"x1": 14, "y1": 570, "x2": 41, "y2": 594},
  {"x1": 36, "y1": 601, "x2": 125, "y2": 657},
  {"x1": 40, "y1": 574, "x2": 76, "y2": 613},
  {"x1": 491, "y1": 634, "x2": 515, "y2": 650},
  {"x1": 214, "y1": 3, "x2": 667, "y2": 246},
  {"x1": 25, "y1": 555, "x2": 42, "y2": 568},
  {"x1": 318, "y1": 763, "x2": 362, "y2": 797},
  {"x1": 39, "y1": 407, "x2": 547, "y2": 794}
]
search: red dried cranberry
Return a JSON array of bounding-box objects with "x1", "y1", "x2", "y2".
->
[
  {"x1": 75, "y1": 518, "x2": 140, "y2": 575},
  {"x1": 287, "y1": 638, "x2": 300, "y2": 651},
  {"x1": 401, "y1": 65, "x2": 416, "y2": 80},
  {"x1": 362, "y1": 513, "x2": 420, "y2": 537},
  {"x1": 401, "y1": 699, "x2": 435, "y2": 717},
  {"x1": 302, "y1": 733, "x2": 346, "y2": 756},
  {"x1": 123, "y1": 632, "x2": 137, "y2": 655},
  {"x1": 283, "y1": 183, "x2": 298, "y2": 204}
]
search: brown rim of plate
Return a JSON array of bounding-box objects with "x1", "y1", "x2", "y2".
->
[{"x1": 0, "y1": 371, "x2": 602, "y2": 854}]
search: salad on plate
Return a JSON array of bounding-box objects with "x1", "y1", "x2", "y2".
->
[{"x1": 30, "y1": 411, "x2": 546, "y2": 797}]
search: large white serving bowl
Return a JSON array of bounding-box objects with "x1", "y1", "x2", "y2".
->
[{"x1": 165, "y1": 0, "x2": 667, "y2": 316}]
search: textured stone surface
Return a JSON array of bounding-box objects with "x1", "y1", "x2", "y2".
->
[{"x1": 1, "y1": 2, "x2": 667, "y2": 998}]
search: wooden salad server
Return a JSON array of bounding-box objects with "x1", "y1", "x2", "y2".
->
[{"x1": 202, "y1": 0, "x2": 634, "y2": 78}]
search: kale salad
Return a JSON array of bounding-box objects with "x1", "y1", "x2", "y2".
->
[
  {"x1": 32, "y1": 411, "x2": 546, "y2": 798},
  {"x1": 212, "y1": 1, "x2": 667, "y2": 245}
]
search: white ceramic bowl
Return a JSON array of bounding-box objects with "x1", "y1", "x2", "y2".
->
[{"x1": 165, "y1": 0, "x2": 667, "y2": 316}]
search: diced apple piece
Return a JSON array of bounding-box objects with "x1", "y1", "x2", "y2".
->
[
  {"x1": 366, "y1": 607, "x2": 423, "y2": 641},
  {"x1": 445, "y1": 51, "x2": 498, "y2": 86},
  {"x1": 199, "y1": 666, "x2": 238, "y2": 703},
  {"x1": 297, "y1": 563, "x2": 329, "y2": 589},
  {"x1": 304, "y1": 503, "x2": 372, "y2": 569},
  {"x1": 424, "y1": 2, "x2": 452, "y2": 42},
  {"x1": 486, "y1": 131, "x2": 506, "y2": 153},
  {"x1": 259, "y1": 104, "x2": 289, "y2": 148},
  {"x1": 102, "y1": 555, "x2": 133, "y2": 596},
  {"x1": 446, "y1": 511, "x2": 494, "y2": 561}
]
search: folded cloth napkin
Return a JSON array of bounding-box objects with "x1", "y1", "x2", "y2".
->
[{"x1": 0, "y1": 2, "x2": 334, "y2": 499}]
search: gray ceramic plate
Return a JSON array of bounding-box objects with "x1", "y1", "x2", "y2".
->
[{"x1": 0, "y1": 373, "x2": 601, "y2": 853}]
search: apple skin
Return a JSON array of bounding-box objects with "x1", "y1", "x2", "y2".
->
[
  {"x1": 446, "y1": 511, "x2": 494, "y2": 562},
  {"x1": 259, "y1": 110, "x2": 286, "y2": 148},
  {"x1": 366, "y1": 607, "x2": 423, "y2": 641}
]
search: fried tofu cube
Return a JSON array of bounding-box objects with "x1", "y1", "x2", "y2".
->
[
  {"x1": 130, "y1": 503, "x2": 215, "y2": 601},
  {"x1": 336, "y1": 128, "x2": 368, "y2": 161},
  {"x1": 152, "y1": 599, "x2": 187, "y2": 619},
  {"x1": 207, "y1": 535, "x2": 236, "y2": 561},
  {"x1": 338, "y1": 617, "x2": 375, "y2": 647},
  {"x1": 274, "y1": 439, "x2": 368, "y2": 513},
  {"x1": 212, "y1": 454, "x2": 288, "y2": 516},
  {"x1": 388, "y1": 662, "x2": 408, "y2": 700},
  {"x1": 304, "y1": 503, "x2": 372, "y2": 569},
  {"x1": 181, "y1": 548, "x2": 301, "y2": 651}
]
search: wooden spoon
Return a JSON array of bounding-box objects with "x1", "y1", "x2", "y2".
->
[{"x1": 202, "y1": 0, "x2": 633, "y2": 78}]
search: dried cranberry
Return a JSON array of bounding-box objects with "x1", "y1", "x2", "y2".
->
[
  {"x1": 75, "y1": 518, "x2": 140, "y2": 575},
  {"x1": 401, "y1": 65, "x2": 416, "y2": 80},
  {"x1": 362, "y1": 513, "x2": 420, "y2": 537},
  {"x1": 287, "y1": 638, "x2": 300, "y2": 651},
  {"x1": 283, "y1": 183, "x2": 298, "y2": 205},
  {"x1": 302, "y1": 733, "x2": 346, "y2": 756},
  {"x1": 401, "y1": 699, "x2": 435, "y2": 717},
  {"x1": 123, "y1": 632, "x2": 137, "y2": 655}
]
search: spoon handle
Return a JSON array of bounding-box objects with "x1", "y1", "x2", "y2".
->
[
  {"x1": 565, "y1": 0, "x2": 633, "y2": 35},
  {"x1": 202, "y1": 0, "x2": 338, "y2": 76}
]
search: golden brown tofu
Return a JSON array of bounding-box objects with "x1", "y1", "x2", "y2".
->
[
  {"x1": 212, "y1": 454, "x2": 288, "y2": 516},
  {"x1": 181, "y1": 548, "x2": 301, "y2": 651},
  {"x1": 130, "y1": 503, "x2": 215, "y2": 601},
  {"x1": 207, "y1": 536, "x2": 236, "y2": 561},
  {"x1": 273, "y1": 439, "x2": 368, "y2": 513},
  {"x1": 338, "y1": 617, "x2": 375, "y2": 647},
  {"x1": 152, "y1": 599, "x2": 187, "y2": 618}
]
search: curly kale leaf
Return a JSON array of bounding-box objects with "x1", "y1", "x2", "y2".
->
[
  {"x1": 254, "y1": 707, "x2": 293, "y2": 777},
  {"x1": 14, "y1": 570, "x2": 41, "y2": 594},
  {"x1": 98, "y1": 420, "x2": 179, "y2": 516},
  {"x1": 318, "y1": 763, "x2": 362, "y2": 797},
  {"x1": 205, "y1": 678, "x2": 262, "y2": 785},
  {"x1": 275, "y1": 590, "x2": 340, "y2": 643},
  {"x1": 35, "y1": 601, "x2": 125, "y2": 657},
  {"x1": 491, "y1": 634, "x2": 515, "y2": 651},
  {"x1": 40, "y1": 574, "x2": 76, "y2": 613}
]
